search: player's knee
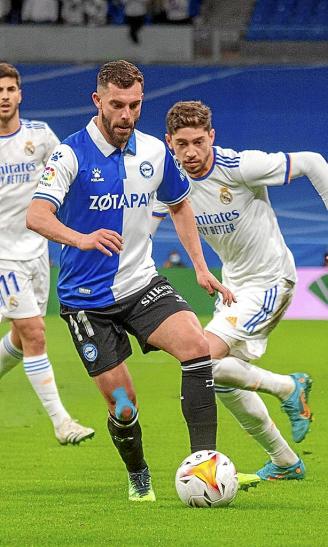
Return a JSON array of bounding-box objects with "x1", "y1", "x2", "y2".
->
[
  {"x1": 205, "y1": 332, "x2": 230, "y2": 360},
  {"x1": 182, "y1": 330, "x2": 210, "y2": 361},
  {"x1": 195, "y1": 335, "x2": 210, "y2": 358},
  {"x1": 112, "y1": 386, "x2": 137, "y2": 421},
  {"x1": 26, "y1": 332, "x2": 46, "y2": 355},
  {"x1": 15, "y1": 320, "x2": 46, "y2": 355}
]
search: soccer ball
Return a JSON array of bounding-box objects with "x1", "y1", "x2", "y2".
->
[{"x1": 175, "y1": 450, "x2": 238, "y2": 508}]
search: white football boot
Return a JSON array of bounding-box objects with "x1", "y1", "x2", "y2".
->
[{"x1": 55, "y1": 418, "x2": 95, "y2": 445}]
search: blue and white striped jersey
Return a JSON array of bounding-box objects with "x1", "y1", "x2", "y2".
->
[
  {"x1": 33, "y1": 118, "x2": 190, "y2": 307},
  {"x1": 153, "y1": 145, "x2": 297, "y2": 290},
  {"x1": 0, "y1": 119, "x2": 59, "y2": 260}
]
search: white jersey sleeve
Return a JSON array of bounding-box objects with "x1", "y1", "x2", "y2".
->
[
  {"x1": 43, "y1": 124, "x2": 60, "y2": 163},
  {"x1": 152, "y1": 196, "x2": 169, "y2": 217},
  {"x1": 289, "y1": 151, "x2": 328, "y2": 209},
  {"x1": 34, "y1": 144, "x2": 78, "y2": 209},
  {"x1": 238, "y1": 150, "x2": 291, "y2": 188}
]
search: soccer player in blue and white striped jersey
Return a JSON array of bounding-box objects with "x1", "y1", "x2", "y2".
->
[
  {"x1": 152, "y1": 100, "x2": 328, "y2": 481},
  {"x1": 27, "y1": 61, "x2": 237, "y2": 501}
]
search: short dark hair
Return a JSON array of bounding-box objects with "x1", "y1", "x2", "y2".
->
[
  {"x1": 166, "y1": 101, "x2": 212, "y2": 135},
  {"x1": 97, "y1": 60, "x2": 144, "y2": 92},
  {"x1": 0, "y1": 62, "x2": 21, "y2": 88}
]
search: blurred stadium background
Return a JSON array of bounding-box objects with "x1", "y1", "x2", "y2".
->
[
  {"x1": 1, "y1": 3, "x2": 328, "y2": 545},
  {"x1": 1, "y1": 0, "x2": 327, "y2": 317}
]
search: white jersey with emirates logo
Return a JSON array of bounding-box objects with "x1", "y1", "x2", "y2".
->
[
  {"x1": 154, "y1": 146, "x2": 297, "y2": 290},
  {"x1": 0, "y1": 119, "x2": 59, "y2": 260}
]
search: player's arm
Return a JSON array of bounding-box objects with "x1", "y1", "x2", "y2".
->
[
  {"x1": 239, "y1": 150, "x2": 328, "y2": 209},
  {"x1": 289, "y1": 152, "x2": 328, "y2": 209},
  {"x1": 169, "y1": 198, "x2": 236, "y2": 305},
  {"x1": 150, "y1": 214, "x2": 165, "y2": 237},
  {"x1": 26, "y1": 199, "x2": 123, "y2": 256}
]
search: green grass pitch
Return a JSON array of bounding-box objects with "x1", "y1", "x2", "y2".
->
[{"x1": 0, "y1": 317, "x2": 327, "y2": 546}]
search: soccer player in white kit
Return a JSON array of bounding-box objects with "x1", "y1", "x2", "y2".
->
[
  {"x1": 0, "y1": 63, "x2": 95, "y2": 444},
  {"x1": 152, "y1": 100, "x2": 328, "y2": 480}
]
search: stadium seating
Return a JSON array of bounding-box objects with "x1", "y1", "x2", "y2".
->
[
  {"x1": 246, "y1": 0, "x2": 328, "y2": 41},
  {"x1": 3, "y1": 0, "x2": 203, "y2": 26}
]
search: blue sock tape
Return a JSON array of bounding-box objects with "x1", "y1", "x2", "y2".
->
[{"x1": 112, "y1": 387, "x2": 136, "y2": 420}]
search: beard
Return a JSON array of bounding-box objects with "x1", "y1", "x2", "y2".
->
[
  {"x1": 101, "y1": 112, "x2": 139, "y2": 148},
  {"x1": 183, "y1": 150, "x2": 212, "y2": 178},
  {"x1": 0, "y1": 104, "x2": 18, "y2": 124}
]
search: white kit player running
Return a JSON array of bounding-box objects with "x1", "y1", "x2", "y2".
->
[
  {"x1": 152, "y1": 100, "x2": 328, "y2": 481},
  {"x1": 0, "y1": 62, "x2": 94, "y2": 445}
]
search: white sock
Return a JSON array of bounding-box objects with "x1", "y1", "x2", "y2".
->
[
  {"x1": 0, "y1": 332, "x2": 23, "y2": 378},
  {"x1": 216, "y1": 387, "x2": 298, "y2": 467},
  {"x1": 213, "y1": 356, "x2": 295, "y2": 401},
  {"x1": 23, "y1": 354, "x2": 70, "y2": 428}
]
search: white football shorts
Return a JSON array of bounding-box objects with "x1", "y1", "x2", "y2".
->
[
  {"x1": 205, "y1": 278, "x2": 295, "y2": 360},
  {"x1": 0, "y1": 250, "x2": 50, "y2": 321}
]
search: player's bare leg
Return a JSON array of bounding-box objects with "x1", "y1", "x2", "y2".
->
[{"x1": 8, "y1": 318, "x2": 94, "y2": 444}]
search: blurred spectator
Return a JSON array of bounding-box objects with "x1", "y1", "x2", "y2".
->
[
  {"x1": 164, "y1": 249, "x2": 186, "y2": 268},
  {"x1": 122, "y1": 0, "x2": 149, "y2": 43},
  {"x1": 107, "y1": 0, "x2": 125, "y2": 24},
  {"x1": 61, "y1": 0, "x2": 107, "y2": 25},
  {"x1": 84, "y1": 0, "x2": 108, "y2": 25},
  {"x1": 151, "y1": 0, "x2": 167, "y2": 23},
  {"x1": 0, "y1": 0, "x2": 11, "y2": 21},
  {"x1": 1, "y1": 0, "x2": 201, "y2": 26},
  {"x1": 162, "y1": 0, "x2": 193, "y2": 24},
  {"x1": 61, "y1": 0, "x2": 84, "y2": 25},
  {"x1": 324, "y1": 251, "x2": 328, "y2": 267},
  {"x1": 22, "y1": 0, "x2": 59, "y2": 23},
  {"x1": 9, "y1": 0, "x2": 22, "y2": 22}
]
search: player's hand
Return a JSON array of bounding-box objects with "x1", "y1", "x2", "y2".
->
[
  {"x1": 196, "y1": 271, "x2": 236, "y2": 306},
  {"x1": 77, "y1": 229, "x2": 123, "y2": 256}
]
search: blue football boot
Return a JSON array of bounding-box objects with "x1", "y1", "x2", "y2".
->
[
  {"x1": 256, "y1": 459, "x2": 305, "y2": 481},
  {"x1": 281, "y1": 373, "x2": 312, "y2": 443}
]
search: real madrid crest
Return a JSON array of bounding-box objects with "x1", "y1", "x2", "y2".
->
[
  {"x1": 24, "y1": 141, "x2": 35, "y2": 156},
  {"x1": 219, "y1": 186, "x2": 233, "y2": 205},
  {"x1": 9, "y1": 296, "x2": 19, "y2": 310}
]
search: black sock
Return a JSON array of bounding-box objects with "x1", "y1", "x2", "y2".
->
[
  {"x1": 107, "y1": 412, "x2": 147, "y2": 473},
  {"x1": 181, "y1": 355, "x2": 217, "y2": 452}
]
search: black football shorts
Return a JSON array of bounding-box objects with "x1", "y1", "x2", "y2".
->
[{"x1": 60, "y1": 275, "x2": 193, "y2": 376}]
